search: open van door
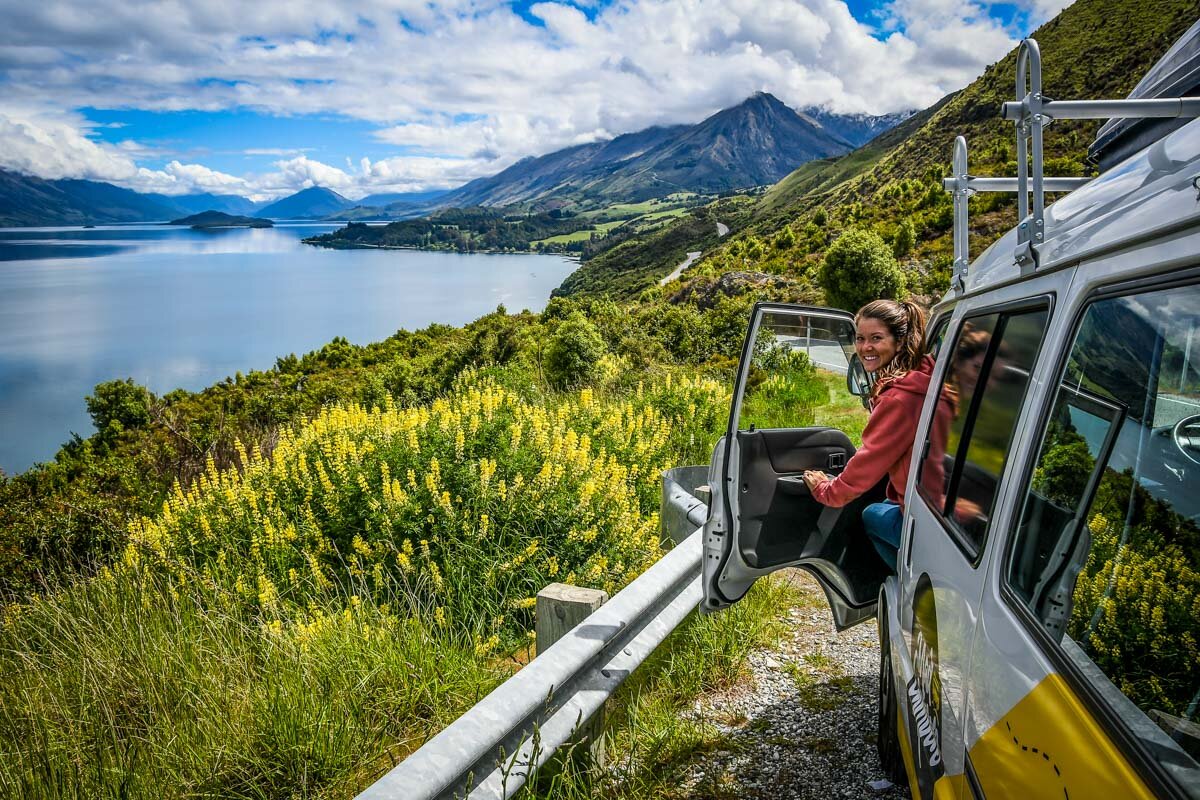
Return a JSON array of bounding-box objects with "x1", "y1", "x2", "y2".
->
[{"x1": 701, "y1": 303, "x2": 891, "y2": 629}]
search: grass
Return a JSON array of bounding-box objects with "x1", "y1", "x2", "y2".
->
[
  {"x1": 812, "y1": 371, "x2": 870, "y2": 447},
  {"x1": 637, "y1": 208, "x2": 690, "y2": 222},
  {"x1": 528, "y1": 574, "x2": 805, "y2": 799},
  {"x1": 0, "y1": 373, "x2": 730, "y2": 799},
  {"x1": 0, "y1": 571, "x2": 500, "y2": 799},
  {"x1": 533, "y1": 204, "x2": 696, "y2": 246},
  {"x1": 535, "y1": 228, "x2": 599, "y2": 245}
]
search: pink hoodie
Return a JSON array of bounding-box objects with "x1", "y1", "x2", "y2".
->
[{"x1": 811, "y1": 355, "x2": 952, "y2": 509}]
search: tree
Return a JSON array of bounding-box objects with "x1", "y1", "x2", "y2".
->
[
  {"x1": 820, "y1": 229, "x2": 906, "y2": 312},
  {"x1": 544, "y1": 312, "x2": 607, "y2": 388},
  {"x1": 86, "y1": 379, "x2": 153, "y2": 442},
  {"x1": 893, "y1": 219, "x2": 916, "y2": 258},
  {"x1": 773, "y1": 226, "x2": 797, "y2": 250}
]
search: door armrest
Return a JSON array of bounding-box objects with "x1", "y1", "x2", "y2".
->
[{"x1": 777, "y1": 475, "x2": 811, "y2": 496}]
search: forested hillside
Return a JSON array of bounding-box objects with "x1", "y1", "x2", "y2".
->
[
  {"x1": 556, "y1": 0, "x2": 1199, "y2": 303},
  {"x1": 306, "y1": 207, "x2": 592, "y2": 252}
]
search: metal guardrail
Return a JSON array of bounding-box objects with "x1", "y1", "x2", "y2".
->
[{"x1": 356, "y1": 467, "x2": 711, "y2": 800}]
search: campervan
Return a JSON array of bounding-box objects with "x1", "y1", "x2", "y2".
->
[{"x1": 701, "y1": 24, "x2": 1200, "y2": 799}]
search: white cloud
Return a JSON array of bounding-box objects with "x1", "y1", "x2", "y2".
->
[
  {"x1": 0, "y1": 0, "x2": 1043, "y2": 197},
  {"x1": 0, "y1": 109, "x2": 140, "y2": 182},
  {"x1": 251, "y1": 155, "x2": 357, "y2": 195}
]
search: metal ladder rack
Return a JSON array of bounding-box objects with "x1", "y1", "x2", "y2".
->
[{"x1": 944, "y1": 37, "x2": 1200, "y2": 291}]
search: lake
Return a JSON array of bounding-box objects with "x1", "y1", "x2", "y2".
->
[{"x1": 0, "y1": 223, "x2": 576, "y2": 474}]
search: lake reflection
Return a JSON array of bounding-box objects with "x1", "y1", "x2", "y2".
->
[{"x1": 0, "y1": 223, "x2": 576, "y2": 473}]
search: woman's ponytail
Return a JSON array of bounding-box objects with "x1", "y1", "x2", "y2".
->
[{"x1": 898, "y1": 300, "x2": 928, "y2": 374}]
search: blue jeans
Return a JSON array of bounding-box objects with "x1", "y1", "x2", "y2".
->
[{"x1": 862, "y1": 501, "x2": 903, "y2": 572}]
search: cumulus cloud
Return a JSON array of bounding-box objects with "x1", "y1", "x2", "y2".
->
[
  {"x1": 0, "y1": 0, "x2": 1045, "y2": 197},
  {"x1": 0, "y1": 109, "x2": 141, "y2": 182}
]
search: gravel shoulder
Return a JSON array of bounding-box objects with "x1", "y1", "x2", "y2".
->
[{"x1": 677, "y1": 570, "x2": 911, "y2": 799}]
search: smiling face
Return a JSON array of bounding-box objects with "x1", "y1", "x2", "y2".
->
[{"x1": 856, "y1": 317, "x2": 898, "y2": 373}]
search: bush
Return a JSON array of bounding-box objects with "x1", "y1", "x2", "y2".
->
[
  {"x1": 892, "y1": 219, "x2": 916, "y2": 258},
  {"x1": 544, "y1": 312, "x2": 607, "y2": 388},
  {"x1": 85, "y1": 379, "x2": 153, "y2": 442},
  {"x1": 819, "y1": 229, "x2": 906, "y2": 312}
]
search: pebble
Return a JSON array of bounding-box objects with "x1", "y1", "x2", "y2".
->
[{"x1": 674, "y1": 570, "x2": 911, "y2": 799}]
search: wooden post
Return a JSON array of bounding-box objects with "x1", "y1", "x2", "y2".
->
[{"x1": 536, "y1": 582, "x2": 609, "y2": 770}]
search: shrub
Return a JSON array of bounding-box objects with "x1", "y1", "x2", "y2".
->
[
  {"x1": 819, "y1": 229, "x2": 906, "y2": 312},
  {"x1": 86, "y1": 379, "x2": 153, "y2": 442},
  {"x1": 892, "y1": 219, "x2": 916, "y2": 258},
  {"x1": 544, "y1": 312, "x2": 607, "y2": 388},
  {"x1": 773, "y1": 226, "x2": 796, "y2": 250}
]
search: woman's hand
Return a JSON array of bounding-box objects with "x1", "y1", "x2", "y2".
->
[{"x1": 802, "y1": 470, "x2": 830, "y2": 492}]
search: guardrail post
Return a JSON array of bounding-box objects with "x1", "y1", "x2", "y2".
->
[{"x1": 536, "y1": 583, "x2": 609, "y2": 770}]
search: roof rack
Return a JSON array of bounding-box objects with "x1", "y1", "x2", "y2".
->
[{"x1": 944, "y1": 37, "x2": 1200, "y2": 292}]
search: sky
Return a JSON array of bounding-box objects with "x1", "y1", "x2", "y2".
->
[{"x1": 0, "y1": 0, "x2": 1073, "y2": 201}]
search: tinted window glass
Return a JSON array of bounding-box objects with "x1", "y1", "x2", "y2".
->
[
  {"x1": 1009, "y1": 285, "x2": 1200, "y2": 773},
  {"x1": 925, "y1": 316, "x2": 949, "y2": 359},
  {"x1": 919, "y1": 308, "x2": 1049, "y2": 554}
]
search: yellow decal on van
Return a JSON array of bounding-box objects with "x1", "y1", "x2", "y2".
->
[
  {"x1": 969, "y1": 673, "x2": 1153, "y2": 798},
  {"x1": 898, "y1": 703, "x2": 962, "y2": 800}
]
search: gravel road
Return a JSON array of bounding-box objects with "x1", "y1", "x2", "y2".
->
[{"x1": 677, "y1": 570, "x2": 911, "y2": 799}]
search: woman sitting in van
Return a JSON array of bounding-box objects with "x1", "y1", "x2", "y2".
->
[{"x1": 802, "y1": 299, "x2": 952, "y2": 571}]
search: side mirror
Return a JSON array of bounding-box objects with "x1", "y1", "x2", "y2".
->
[{"x1": 847, "y1": 354, "x2": 872, "y2": 409}]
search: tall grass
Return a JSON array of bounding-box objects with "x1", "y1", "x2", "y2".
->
[{"x1": 0, "y1": 573, "x2": 493, "y2": 799}]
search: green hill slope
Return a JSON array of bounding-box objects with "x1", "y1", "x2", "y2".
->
[{"x1": 556, "y1": 0, "x2": 1199, "y2": 302}]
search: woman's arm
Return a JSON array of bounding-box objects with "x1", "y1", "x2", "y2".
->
[{"x1": 806, "y1": 394, "x2": 914, "y2": 508}]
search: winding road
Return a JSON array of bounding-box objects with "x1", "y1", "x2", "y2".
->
[{"x1": 660, "y1": 250, "x2": 702, "y2": 285}]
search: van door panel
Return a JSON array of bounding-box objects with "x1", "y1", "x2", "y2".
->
[{"x1": 702, "y1": 302, "x2": 888, "y2": 627}]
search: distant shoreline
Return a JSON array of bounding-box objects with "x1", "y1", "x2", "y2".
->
[{"x1": 301, "y1": 237, "x2": 581, "y2": 261}]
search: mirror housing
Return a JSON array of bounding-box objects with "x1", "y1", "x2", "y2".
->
[{"x1": 847, "y1": 354, "x2": 872, "y2": 408}]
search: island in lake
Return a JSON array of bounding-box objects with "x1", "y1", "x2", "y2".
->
[{"x1": 169, "y1": 211, "x2": 274, "y2": 229}]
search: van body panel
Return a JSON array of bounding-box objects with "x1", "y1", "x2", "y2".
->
[
  {"x1": 960, "y1": 247, "x2": 1200, "y2": 798},
  {"x1": 967, "y1": 674, "x2": 1156, "y2": 798},
  {"x1": 894, "y1": 267, "x2": 1072, "y2": 799}
]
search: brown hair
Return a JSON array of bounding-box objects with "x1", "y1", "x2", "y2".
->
[{"x1": 855, "y1": 299, "x2": 928, "y2": 393}]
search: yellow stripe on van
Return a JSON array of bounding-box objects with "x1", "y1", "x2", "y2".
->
[
  {"x1": 969, "y1": 673, "x2": 1153, "y2": 798},
  {"x1": 897, "y1": 705, "x2": 962, "y2": 800},
  {"x1": 898, "y1": 708, "x2": 923, "y2": 798}
]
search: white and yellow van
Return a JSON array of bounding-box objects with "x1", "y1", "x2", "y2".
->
[{"x1": 700, "y1": 24, "x2": 1200, "y2": 800}]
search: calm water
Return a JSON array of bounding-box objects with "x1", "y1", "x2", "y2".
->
[{"x1": 0, "y1": 223, "x2": 576, "y2": 474}]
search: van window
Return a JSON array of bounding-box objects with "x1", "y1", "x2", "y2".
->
[
  {"x1": 1007, "y1": 284, "x2": 1200, "y2": 774},
  {"x1": 924, "y1": 315, "x2": 949, "y2": 359},
  {"x1": 917, "y1": 307, "x2": 1049, "y2": 557}
]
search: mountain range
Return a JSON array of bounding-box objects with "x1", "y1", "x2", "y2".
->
[
  {"x1": 0, "y1": 93, "x2": 909, "y2": 226},
  {"x1": 437, "y1": 93, "x2": 908, "y2": 208}
]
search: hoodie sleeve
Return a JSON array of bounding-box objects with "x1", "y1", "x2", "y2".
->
[{"x1": 810, "y1": 392, "x2": 913, "y2": 508}]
